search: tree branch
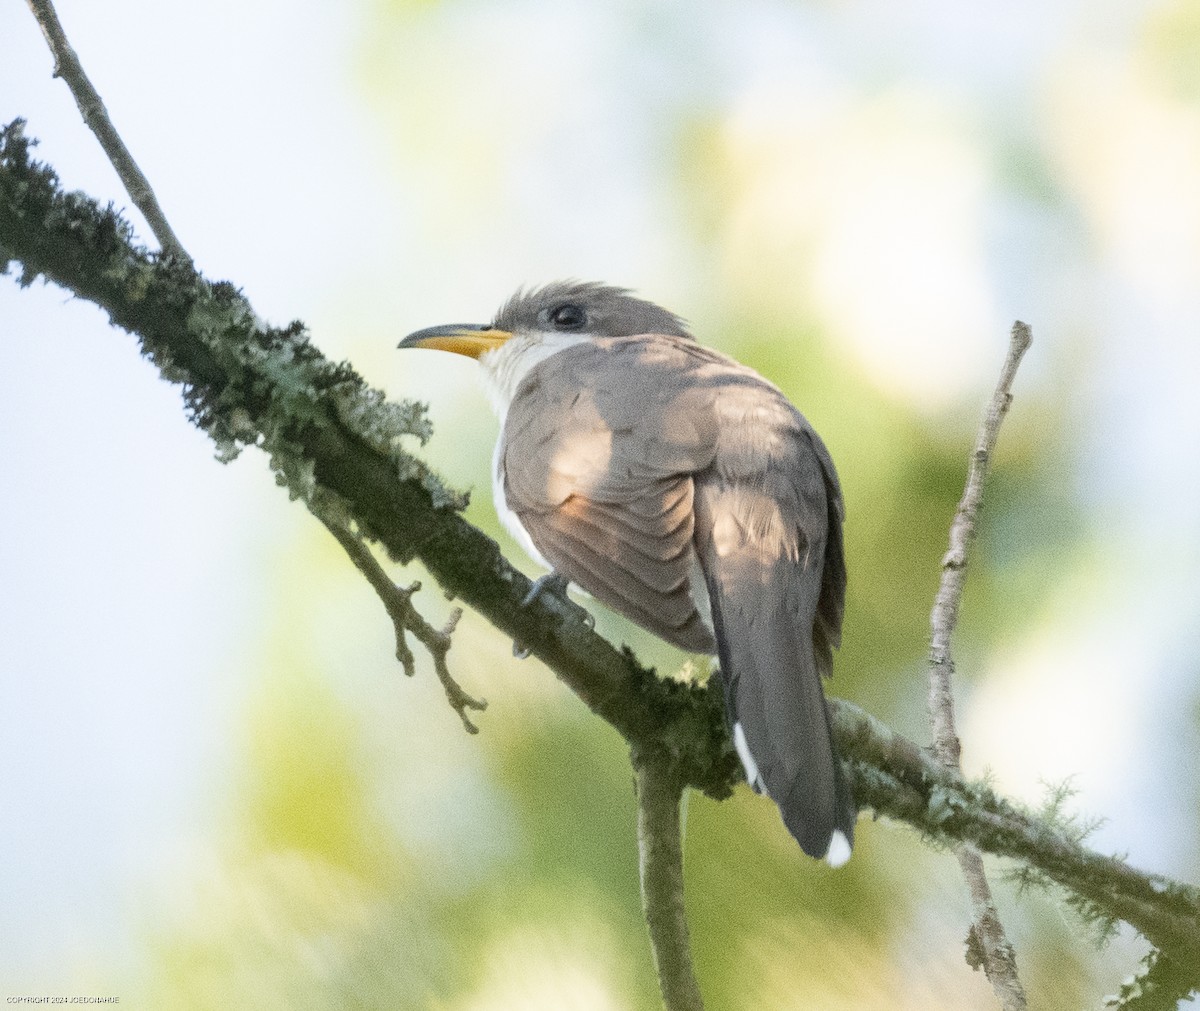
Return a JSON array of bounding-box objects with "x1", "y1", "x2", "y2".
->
[
  {"x1": 316, "y1": 507, "x2": 487, "y2": 733},
  {"x1": 1104, "y1": 949, "x2": 1199, "y2": 1010},
  {"x1": 834, "y1": 700, "x2": 1200, "y2": 963},
  {"x1": 24, "y1": 0, "x2": 190, "y2": 262},
  {"x1": 926, "y1": 323, "x2": 1032, "y2": 1009},
  {"x1": 635, "y1": 754, "x2": 705, "y2": 1011},
  {"x1": 2, "y1": 122, "x2": 1198, "y2": 993},
  {"x1": 928, "y1": 321, "x2": 1032, "y2": 768}
]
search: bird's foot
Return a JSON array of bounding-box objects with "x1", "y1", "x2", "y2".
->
[
  {"x1": 520, "y1": 570, "x2": 570, "y2": 608},
  {"x1": 512, "y1": 570, "x2": 594, "y2": 658}
]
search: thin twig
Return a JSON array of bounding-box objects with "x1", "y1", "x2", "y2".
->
[
  {"x1": 319, "y1": 511, "x2": 487, "y2": 734},
  {"x1": 25, "y1": 0, "x2": 190, "y2": 262},
  {"x1": 927, "y1": 321, "x2": 1033, "y2": 1011},
  {"x1": 635, "y1": 755, "x2": 705, "y2": 1011},
  {"x1": 958, "y1": 847, "x2": 1024, "y2": 1007},
  {"x1": 929, "y1": 321, "x2": 1032, "y2": 765}
]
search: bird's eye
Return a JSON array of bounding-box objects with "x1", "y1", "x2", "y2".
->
[{"x1": 550, "y1": 303, "x2": 587, "y2": 330}]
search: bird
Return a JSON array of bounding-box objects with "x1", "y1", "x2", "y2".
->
[{"x1": 398, "y1": 281, "x2": 855, "y2": 865}]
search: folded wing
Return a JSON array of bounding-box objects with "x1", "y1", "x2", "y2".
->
[{"x1": 500, "y1": 334, "x2": 724, "y2": 653}]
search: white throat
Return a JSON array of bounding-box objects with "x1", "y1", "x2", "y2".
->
[{"x1": 477, "y1": 329, "x2": 590, "y2": 423}]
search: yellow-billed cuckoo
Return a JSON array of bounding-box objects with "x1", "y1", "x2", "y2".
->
[{"x1": 399, "y1": 282, "x2": 855, "y2": 865}]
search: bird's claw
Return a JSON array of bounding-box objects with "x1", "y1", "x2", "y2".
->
[
  {"x1": 511, "y1": 570, "x2": 593, "y2": 658},
  {"x1": 520, "y1": 570, "x2": 572, "y2": 608}
]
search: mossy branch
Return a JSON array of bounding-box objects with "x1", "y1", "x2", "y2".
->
[{"x1": 2, "y1": 121, "x2": 1198, "y2": 989}]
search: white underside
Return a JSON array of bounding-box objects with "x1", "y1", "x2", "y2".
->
[{"x1": 491, "y1": 436, "x2": 550, "y2": 568}]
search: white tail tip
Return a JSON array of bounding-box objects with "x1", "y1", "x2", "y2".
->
[
  {"x1": 825, "y1": 830, "x2": 852, "y2": 868},
  {"x1": 732, "y1": 722, "x2": 766, "y2": 794}
]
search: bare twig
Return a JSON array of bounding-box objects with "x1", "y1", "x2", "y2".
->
[
  {"x1": 929, "y1": 321, "x2": 1032, "y2": 765},
  {"x1": 318, "y1": 511, "x2": 487, "y2": 734},
  {"x1": 635, "y1": 755, "x2": 705, "y2": 1011},
  {"x1": 25, "y1": 0, "x2": 190, "y2": 262},
  {"x1": 927, "y1": 321, "x2": 1033, "y2": 1011},
  {"x1": 959, "y1": 847, "x2": 1024, "y2": 1006}
]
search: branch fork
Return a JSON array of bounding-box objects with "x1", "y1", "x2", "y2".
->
[{"x1": 318, "y1": 511, "x2": 486, "y2": 734}]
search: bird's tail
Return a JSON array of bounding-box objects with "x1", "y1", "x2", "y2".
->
[{"x1": 697, "y1": 482, "x2": 856, "y2": 863}]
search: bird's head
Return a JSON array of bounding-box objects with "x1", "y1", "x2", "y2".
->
[{"x1": 397, "y1": 281, "x2": 691, "y2": 359}]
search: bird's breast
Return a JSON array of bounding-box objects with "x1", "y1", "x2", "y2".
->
[{"x1": 491, "y1": 433, "x2": 550, "y2": 569}]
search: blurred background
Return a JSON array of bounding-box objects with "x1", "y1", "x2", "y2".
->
[{"x1": 2, "y1": 0, "x2": 1199, "y2": 1007}]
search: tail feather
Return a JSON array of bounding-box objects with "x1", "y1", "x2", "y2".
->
[
  {"x1": 708, "y1": 576, "x2": 854, "y2": 859},
  {"x1": 695, "y1": 441, "x2": 855, "y2": 862}
]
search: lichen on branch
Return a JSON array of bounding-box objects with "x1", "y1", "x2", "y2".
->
[{"x1": 0, "y1": 120, "x2": 460, "y2": 522}]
